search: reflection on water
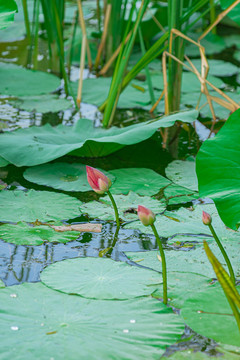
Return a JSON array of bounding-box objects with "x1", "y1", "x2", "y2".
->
[{"x1": 0, "y1": 223, "x2": 158, "y2": 286}]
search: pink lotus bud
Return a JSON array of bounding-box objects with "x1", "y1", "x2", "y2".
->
[
  {"x1": 137, "y1": 205, "x2": 156, "y2": 226},
  {"x1": 86, "y1": 166, "x2": 112, "y2": 195},
  {"x1": 202, "y1": 211, "x2": 212, "y2": 226}
]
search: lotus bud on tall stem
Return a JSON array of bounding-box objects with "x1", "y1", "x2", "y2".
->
[
  {"x1": 86, "y1": 166, "x2": 120, "y2": 227},
  {"x1": 138, "y1": 205, "x2": 168, "y2": 304},
  {"x1": 202, "y1": 211, "x2": 235, "y2": 284}
]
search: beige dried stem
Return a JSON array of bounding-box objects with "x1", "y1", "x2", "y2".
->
[
  {"x1": 77, "y1": 0, "x2": 92, "y2": 69},
  {"x1": 95, "y1": 4, "x2": 112, "y2": 69},
  {"x1": 199, "y1": 0, "x2": 240, "y2": 41},
  {"x1": 158, "y1": 29, "x2": 239, "y2": 139},
  {"x1": 77, "y1": 33, "x2": 86, "y2": 107}
]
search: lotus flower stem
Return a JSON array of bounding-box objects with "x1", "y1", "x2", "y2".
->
[
  {"x1": 208, "y1": 223, "x2": 235, "y2": 284},
  {"x1": 107, "y1": 191, "x2": 120, "y2": 228},
  {"x1": 151, "y1": 223, "x2": 168, "y2": 305},
  {"x1": 202, "y1": 211, "x2": 235, "y2": 284}
]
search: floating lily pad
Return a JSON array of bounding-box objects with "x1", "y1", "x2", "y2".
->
[
  {"x1": 184, "y1": 59, "x2": 239, "y2": 77},
  {"x1": 109, "y1": 168, "x2": 171, "y2": 196},
  {"x1": 0, "y1": 0, "x2": 17, "y2": 30},
  {"x1": 163, "y1": 184, "x2": 199, "y2": 205},
  {"x1": 186, "y1": 33, "x2": 226, "y2": 56},
  {"x1": 0, "y1": 63, "x2": 61, "y2": 96},
  {"x1": 9, "y1": 95, "x2": 72, "y2": 113},
  {"x1": 0, "y1": 110, "x2": 198, "y2": 166},
  {"x1": 125, "y1": 242, "x2": 240, "y2": 280},
  {"x1": 151, "y1": 72, "x2": 224, "y2": 93},
  {"x1": 72, "y1": 77, "x2": 153, "y2": 108},
  {"x1": 41, "y1": 257, "x2": 161, "y2": 300},
  {"x1": 0, "y1": 189, "x2": 82, "y2": 222},
  {"x1": 23, "y1": 163, "x2": 115, "y2": 192},
  {"x1": 0, "y1": 282, "x2": 184, "y2": 360},
  {"x1": 125, "y1": 204, "x2": 240, "y2": 248},
  {"x1": 180, "y1": 91, "x2": 240, "y2": 120},
  {"x1": 151, "y1": 271, "x2": 210, "y2": 308},
  {"x1": 81, "y1": 191, "x2": 166, "y2": 221},
  {"x1": 181, "y1": 284, "x2": 240, "y2": 346},
  {"x1": 0, "y1": 222, "x2": 80, "y2": 245},
  {"x1": 165, "y1": 160, "x2": 198, "y2": 191}
]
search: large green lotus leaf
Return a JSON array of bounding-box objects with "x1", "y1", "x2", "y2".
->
[
  {"x1": 196, "y1": 109, "x2": 240, "y2": 230},
  {"x1": 0, "y1": 0, "x2": 34, "y2": 41},
  {"x1": 151, "y1": 72, "x2": 224, "y2": 93},
  {"x1": 72, "y1": 77, "x2": 154, "y2": 108},
  {"x1": 0, "y1": 63, "x2": 61, "y2": 96},
  {"x1": 9, "y1": 95, "x2": 72, "y2": 113},
  {"x1": 81, "y1": 191, "x2": 166, "y2": 221},
  {"x1": 0, "y1": 110, "x2": 198, "y2": 166},
  {"x1": 0, "y1": 222, "x2": 80, "y2": 245},
  {"x1": 23, "y1": 163, "x2": 115, "y2": 192},
  {"x1": 181, "y1": 284, "x2": 240, "y2": 346},
  {"x1": 109, "y1": 168, "x2": 171, "y2": 196},
  {"x1": 125, "y1": 239, "x2": 240, "y2": 280},
  {"x1": 0, "y1": 0, "x2": 17, "y2": 30},
  {"x1": 0, "y1": 282, "x2": 185, "y2": 360},
  {"x1": 161, "y1": 346, "x2": 240, "y2": 360},
  {"x1": 0, "y1": 279, "x2": 5, "y2": 288},
  {"x1": 41, "y1": 257, "x2": 162, "y2": 300},
  {"x1": 0, "y1": 189, "x2": 82, "y2": 222},
  {"x1": 220, "y1": 0, "x2": 240, "y2": 26},
  {"x1": 163, "y1": 184, "x2": 199, "y2": 205},
  {"x1": 183, "y1": 59, "x2": 239, "y2": 77},
  {"x1": 125, "y1": 203, "x2": 234, "y2": 238},
  {"x1": 165, "y1": 160, "x2": 198, "y2": 191},
  {"x1": 0, "y1": 156, "x2": 8, "y2": 167}
]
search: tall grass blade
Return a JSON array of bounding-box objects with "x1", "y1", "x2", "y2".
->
[
  {"x1": 138, "y1": 25, "x2": 155, "y2": 108},
  {"x1": 102, "y1": 0, "x2": 149, "y2": 127},
  {"x1": 22, "y1": 0, "x2": 31, "y2": 42}
]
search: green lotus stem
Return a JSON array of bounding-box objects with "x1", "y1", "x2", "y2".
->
[
  {"x1": 208, "y1": 223, "x2": 235, "y2": 284},
  {"x1": 107, "y1": 191, "x2": 120, "y2": 228},
  {"x1": 151, "y1": 223, "x2": 168, "y2": 305}
]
